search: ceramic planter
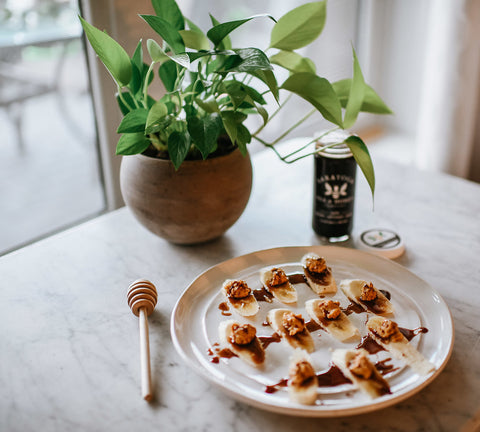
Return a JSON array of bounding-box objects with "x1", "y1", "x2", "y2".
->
[{"x1": 120, "y1": 149, "x2": 253, "y2": 244}]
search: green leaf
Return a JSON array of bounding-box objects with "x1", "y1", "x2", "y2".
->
[
  {"x1": 159, "y1": 60, "x2": 178, "y2": 92},
  {"x1": 220, "y1": 111, "x2": 248, "y2": 149},
  {"x1": 222, "y1": 81, "x2": 247, "y2": 108},
  {"x1": 146, "y1": 39, "x2": 170, "y2": 63},
  {"x1": 140, "y1": 15, "x2": 185, "y2": 55},
  {"x1": 131, "y1": 40, "x2": 143, "y2": 71},
  {"x1": 116, "y1": 92, "x2": 136, "y2": 115},
  {"x1": 129, "y1": 62, "x2": 142, "y2": 95},
  {"x1": 333, "y1": 79, "x2": 393, "y2": 114},
  {"x1": 187, "y1": 114, "x2": 222, "y2": 159},
  {"x1": 117, "y1": 108, "x2": 148, "y2": 133},
  {"x1": 145, "y1": 101, "x2": 168, "y2": 134},
  {"x1": 269, "y1": 1, "x2": 326, "y2": 50},
  {"x1": 79, "y1": 16, "x2": 132, "y2": 86},
  {"x1": 221, "y1": 81, "x2": 266, "y2": 108},
  {"x1": 207, "y1": 14, "x2": 275, "y2": 48},
  {"x1": 209, "y1": 14, "x2": 232, "y2": 50},
  {"x1": 250, "y1": 69, "x2": 279, "y2": 103},
  {"x1": 168, "y1": 131, "x2": 191, "y2": 170},
  {"x1": 116, "y1": 133, "x2": 151, "y2": 155},
  {"x1": 185, "y1": 17, "x2": 203, "y2": 34},
  {"x1": 345, "y1": 135, "x2": 375, "y2": 199},
  {"x1": 222, "y1": 48, "x2": 272, "y2": 73},
  {"x1": 269, "y1": 50, "x2": 316, "y2": 74},
  {"x1": 151, "y1": 0, "x2": 185, "y2": 31},
  {"x1": 195, "y1": 96, "x2": 220, "y2": 113},
  {"x1": 343, "y1": 47, "x2": 366, "y2": 129},
  {"x1": 170, "y1": 53, "x2": 190, "y2": 69},
  {"x1": 129, "y1": 41, "x2": 144, "y2": 94},
  {"x1": 251, "y1": 99, "x2": 268, "y2": 125},
  {"x1": 236, "y1": 124, "x2": 251, "y2": 155},
  {"x1": 179, "y1": 29, "x2": 210, "y2": 50},
  {"x1": 281, "y1": 72, "x2": 343, "y2": 127}
]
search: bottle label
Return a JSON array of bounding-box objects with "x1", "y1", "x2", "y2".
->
[{"x1": 312, "y1": 155, "x2": 356, "y2": 239}]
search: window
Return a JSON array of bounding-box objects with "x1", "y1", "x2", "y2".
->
[{"x1": 0, "y1": 0, "x2": 106, "y2": 255}]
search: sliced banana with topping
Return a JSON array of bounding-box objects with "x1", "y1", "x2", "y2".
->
[
  {"x1": 287, "y1": 349, "x2": 318, "y2": 405},
  {"x1": 331, "y1": 348, "x2": 391, "y2": 398},
  {"x1": 340, "y1": 279, "x2": 394, "y2": 315},
  {"x1": 301, "y1": 253, "x2": 337, "y2": 294},
  {"x1": 266, "y1": 308, "x2": 315, "y2": 353},
  {"x1": 305, "y1": 299, "x2": 360, "y2": 341},
  {"x1": 366, "y1": 316, "x2": 435, "y2": 375},
  {"x1": 260, "y1": 267, "x2": 297, "y2": 303},
  {"x1": 222, "y1": 279, "x2": 259, "y2": 317},
  {"x1": 218, "y1": 320, "x2": 265, "y2": 367}
]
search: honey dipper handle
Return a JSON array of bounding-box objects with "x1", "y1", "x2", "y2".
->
[{"x1": 138, "y1": 307, "x2": 152, "y2": 402}]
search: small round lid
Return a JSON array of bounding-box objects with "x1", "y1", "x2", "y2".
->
[{"x1": 358, "y1": 228, "x2": 405, "y2": 259}]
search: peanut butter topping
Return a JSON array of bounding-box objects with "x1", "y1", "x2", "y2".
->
[
  {"x1": 282, "y1": 312, "x2": 306, "y2": 336},
  {"x1": 230, "y1": 323, "x2": 256, "y2": 345},
  {"x1": 225, "y1": 280, "x2": 251, "y2": 299},
  {"x1": 269, "y1": 268, "x2": 288, "y2": 286},
  {"x1": 320, "y1": 300, "x2": 341, "y2": 320},
  {"x1": 289, "y1": 360, "x2": 316, "y2": 387},
  {"x1": 377, "y1": 319, "x2": 403, "y2": 342},
  {"x1": 305, "y1": 257, "x2": 327, "y2": 274},
  {"x1": 348, "y1": 351, "x2": 374, "y2": 379},
  {"x1": 360, "y1": 282, "x2": 377, "y2": 301}
]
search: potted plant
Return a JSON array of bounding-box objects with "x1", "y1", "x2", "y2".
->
[{"x1": 79, "y1": 0, "x2": 391, "y2": 244}]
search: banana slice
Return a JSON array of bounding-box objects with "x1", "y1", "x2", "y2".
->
[
  {"x1": 266, "y1": 309, "x2": 315, "y2": 353},
  {"x1": 260, "y1": 267, "x2": 297, "y2": 303},
  {"x1": 287, "y1": 349, "x2": 318, "y2": 405},
  {"x1": 331, "y1": 348, "x2": 391, "y2": 398},
  {"x1": 340, "y1": 279, "x2": 394, "y2": 315},
  {"x1": 305, "y1": 299, "x2": 360, "y2": 341},
  {"x1": 366, "y1": 316, "x2": 435, "y2": 375},
  {"x1": 301, "y1": 253, "x2": 337, "y2": 294},
  {"x1": 222, "y1": 279, "x2": 259, "y2": 317},
  {"x1": 218, "y1": 320, "x2": 265, "y2": 367}
]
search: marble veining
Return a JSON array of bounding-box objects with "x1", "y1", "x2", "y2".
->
[{"x1": 1, "y1": 146, "x2": 479, "y2": 431}]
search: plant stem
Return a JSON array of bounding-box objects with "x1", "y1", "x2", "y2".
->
[
  {"x1": 252, "y1": 93, "x2": 292, "y2": 136},
  {"x1": 270, "y1": 108, "x2": 316, "y2": 145},
  {"x1": 117, "y1": 84, "x2": 135, "y2": 111},
  {"x1": 254, "y1": 128, "x2": 342, "y2": 163},
  {"x1": 143, "y1": 62, "x2": 155, "y2": 106}
]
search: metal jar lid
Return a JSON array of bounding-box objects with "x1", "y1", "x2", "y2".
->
[
  {"x1": 315, "y1": 130, "x2": 353, "y2": 158},
  {"x1": 358, "y1": 228, "x2": 406, "y2": 259}
]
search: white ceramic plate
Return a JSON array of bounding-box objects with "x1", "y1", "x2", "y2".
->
[{"x1": 170, "y1": 246, "x2": 453, "y2": 417}]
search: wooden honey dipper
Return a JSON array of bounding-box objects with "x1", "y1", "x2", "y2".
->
[{"x1": 127, "y1": 279, "x2": 158, "y2": 402}]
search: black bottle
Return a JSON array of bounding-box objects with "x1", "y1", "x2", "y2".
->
[{"x1": 312, "y1": 134, "x2": 357, "y2": 242}]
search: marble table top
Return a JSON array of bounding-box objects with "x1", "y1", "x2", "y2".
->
[{"x1": 1, "y1": 143, "x2": 479, "y2": 431}]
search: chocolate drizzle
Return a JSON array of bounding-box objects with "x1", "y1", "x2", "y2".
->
[
  {"x1": 342, "y1": 301, "x2": 364, "y2": 316},
  {"x1": 380, "y1": 289, "x2": 391, "y2": 300},
  {"x1": 304, "y1": 268, "x2": 331, "y2": 285},
  {"x1": 253, "y1": 286, "x2": 274, "y2": 302},
  {"x1": 264, "y1": 365, "x2": 351, "y2": 394},
  {"x1": 207, "y1": 346, "x2": 238, "y2": 363},
  {"x1": 218, "y1": 302, "x2": 232, "y2": 316},
  {"x1": 375, "y1": 358, "x2": 399, "y2": 376},
  {"x1": 287, "y1": 273, "x2": 307, "y2": 285},
  {"x1": 399, "y1": 326, "x2": 428, "y2": 341},
  {"x1": 356, "y1": 335, "x2": 385, "y2": 354},
  {"x1": 316, "y1": 365, "x2": 352, "y2": 387},
  {"x1": 259, "y1": 332, "x2": 281, "y2": 349},
  {"x1": 305, "y1": 319, "x2": 322, "y2": 333}
]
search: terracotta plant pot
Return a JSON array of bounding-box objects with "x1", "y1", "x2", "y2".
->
[{"x1": 120, "y1": 149, "x2": 253, "y2": 244}]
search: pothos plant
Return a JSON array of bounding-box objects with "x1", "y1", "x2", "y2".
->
[{"x1": 80, "y1": 0, "x2": 391, "y2": 197}]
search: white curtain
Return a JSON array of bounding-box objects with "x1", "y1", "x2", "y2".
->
[{"x1": 415, "y1": 0, "x2": 480, "y2": 178}]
